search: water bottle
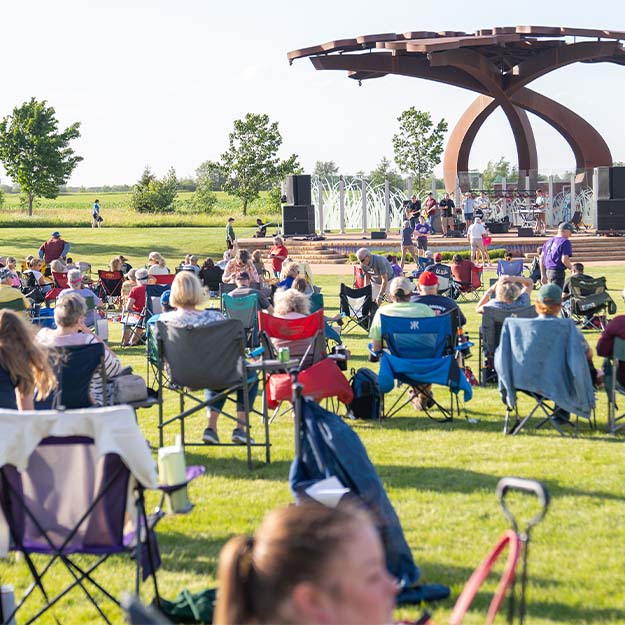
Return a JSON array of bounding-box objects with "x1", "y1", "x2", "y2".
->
[{"x1": 0, "y1": 585, "x2": 16, "y2": 625}]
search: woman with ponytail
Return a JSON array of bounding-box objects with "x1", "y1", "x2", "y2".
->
[{"x1": 214, "y1": 503, "x2": 397, "y2": 625}]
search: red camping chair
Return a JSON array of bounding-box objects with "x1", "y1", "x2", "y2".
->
[
  {"x1": 451, "y1": 260, "x2": 483, "y2": 302},
  {"x1": 43, "y1": 271, "x2": 70, "y2": 302},
  {"x1": 258, "y1": 310, "x2": 353, "y2": 409},
  {"x1": 353, "y1": 264, "x2": 365, "y2": 288},
  {"x1": 152, "y1": 274, "x2": 175, "y2": 285},
  {"x1": 97, "y1": 269, "x2": 124, "y2": 308}
]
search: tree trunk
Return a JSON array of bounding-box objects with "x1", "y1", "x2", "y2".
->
[
  {"x1": 28, "y1": 194, "x2": 33, "y2": 217},
  {"x1": 243, "y1": 198, "x2": 248, "y2": 216}
]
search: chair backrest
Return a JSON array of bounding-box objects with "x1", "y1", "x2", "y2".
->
[
  {"x1": 37, "y1": 343, "x2": 106, "y2": 410},
  {"x1": 258, "y1": 310, "x2": 325, "y2": 367},
  {"x1": 613, "y1": 336, "x2": 625, "y2": 361},
  {"x1": 199, "y1": 266, "x2": 223, "y2": 290},
  {"x1": 496, "y1": 259, "x2": 524, "y2": 277},
  {"x1": 157, "y1": 319, "x2": 245, "y2": 391},
  {"x1": 52, "y1": 271, "x2": 69, "y2": 288},
  {"x1": 429, "y1": 263, "x2": 453, "y2": 294},
  {"x1": 340, "y1": 283, "x2": 373, "y2": 320},
  {"x1": 98, "y1": 270, "x2": 124, "y2": 296},
  {"x1": 309, "y1": 292, "x2": 324, "y2": 313},
  {"x1": 353, "y1": 265, "x2": 365, "y2": 288},
  {"x1": 223, "y1": 293, "x2": 258, "y2": 331},
  {"x1": 0, "y1": 436, "x2": 130, "y2": 554},
  {"x1": 570, "y1": 275, "x2": 606, "y2": 298},
  {"x1": 481, "y1": 305, "x2": 537, "y2": 355},
  {"x1": 453, "y1": 260, "x2": 482, "y2": 289},
  {"x1": 417, "y1": 257, "x2": 432, "y2": 272},
  {"x1": 153, "y1": 274, "x2": 174, "y2": 285},
  {"x1": 145, "y1": 284, "x2": 169, "y2": 318},
  {"x1": 381, "y1": 312, "x2": 453, "y2": 359}
]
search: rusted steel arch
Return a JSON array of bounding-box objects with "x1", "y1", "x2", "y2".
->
[
  {"x1": 442, "y1": 88, "x2": 612, "y2": 192},
  {"x1": 288, "y1": 27, "x2": 624, "y2": 185}
]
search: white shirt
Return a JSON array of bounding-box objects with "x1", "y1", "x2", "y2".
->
[{"x1": 467, "y1": 222, "x2": 486, "y2": 240}]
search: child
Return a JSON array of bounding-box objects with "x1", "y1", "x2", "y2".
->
[
  {"x1": 415, "y1": 215, "x2": 430, "y2": 256},
  {"x1": 251, "y1": 249, "x2": 266, "y2": 285},
  {"x1": 386, "y1": 255, "x2": 403, "y2": 278},
  {"x1": 399, "y1": 220, "x2": 416, "y2": 269}
]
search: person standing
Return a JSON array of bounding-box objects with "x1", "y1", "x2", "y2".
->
[
  {"x1": 414, "y1": 215, "x2": 430, "y2": 256},
  {"x1": 269, "y1": 236, "x2": 288, "y2": 278},
  {"x1": 399, "y1": 220, "x2": 416, "y2": 270},
  {"x1": 356, "y1": 247, "x2": 395, "y2": 306},
  {"x1": 439, "y1": 192, "x2": 456, "y2": 236},
  {"x1": 92, "y1": 199, "x2": 101, "y2": 228},
  {"x1": 38, "y1": 231, "x2": 70, "y2": 275},
  {"x1": 540, "y1": 222, "x2": 574, "y2": 288},
  {"x1": 406, "y1": 194, "x2": 421, "y2": 229},
  {"x1": 467, "y1": 218, "x2": 489, "y2": 265},
  {"x1": 462, "y1": 192, "x2": 476, "y2": 229},
  {"x1": 226, "y1": 217, "x2": 236, "y2": 251},
  {"x1": 423, "y1": 192, "x2": 437, "y2": 234},
  {"x1": 533, "y1": 189, "x2": 547, "y2": 235}
]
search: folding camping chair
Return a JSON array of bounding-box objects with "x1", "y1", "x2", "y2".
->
[
  {"x1": 222, "y1": 293, "x2": 259, "y2": 348},
  {"x1": 339, "y1": 283, "x2": 375, "y2": 333},
  {"x1": 452, "y1": 261, "x2": 483, "y2": 302},
  {"x1": 97, "y1": 270, "x2": 124, "y2": 309},
  {"x1": 0, "y1": 406, "x2": 162, "y2": 624},
  {"x1": 121, "y1": 284, "x2": 169, "y2": 347},
  {"x1": 605, "y1": 336, "x2": 625, "y2": 434},
  {"x1": 428, "y1": 263, "x2": 455, "y2": 298},
  {"x1": 309, "y1": 292, "x2": 342, "y2": 349},
  {"x1": 415, "y1": 256, "x2": 433, "y2": 275},
  {"x1": 353, "y1": 264, "x2": 365, "y2": 288},
  {"x1": 42, "y1": 271, "x2": 70, "y2": 302},
  {"x1": 496, "y1": 259, "x2": 524, "y2": 277},
  {"x1": 373, "y1": 312, "x2": 473, "y2": 422},
  {"x1": 152, "y1": 274, "x2": 175, "y2": 285},
  {"x1": 495, "y1": 316, "x2": 596, "y2": 436},
  {"x1": 156, "y1": 318, "x2": 270, "y2": 468},
  {"x1": 257, "y1": 310, "x2": 352, "y2": 415},
  {"x1": 566, "y1": 275, "x2": 616, "y2": 331},
  {"x1": 478, "y1": 306, "x2": 537, "y2": 386},
  {"x1": 35, "y1": 343, "x2": 107, "y2": 410}
]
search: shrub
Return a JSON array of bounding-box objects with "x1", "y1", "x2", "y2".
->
[{"x1": 131, "y1": 166, "x2": 178, "y2": 213}]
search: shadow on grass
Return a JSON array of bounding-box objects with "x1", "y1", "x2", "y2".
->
[{"x1": 157, "y1": 531, "x2": 223, "y2": 576}]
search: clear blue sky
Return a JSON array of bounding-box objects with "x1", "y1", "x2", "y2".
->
[{"x1": 0, "y1": 0, "x2": 623, "y2": 186}]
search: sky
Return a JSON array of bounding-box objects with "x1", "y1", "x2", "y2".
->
[{"x1": 0, "y1": 0, "x2": 624, "y2": 186}]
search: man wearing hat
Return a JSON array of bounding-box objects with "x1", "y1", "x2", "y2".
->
[
  {"x1": 58, "y1": 269, "x2": 104, "y2": 327},
  {"x1": 540, "y1": 222, "x2": 574, "y2": 289},
  {"x1": 0, "y1": 267, "x2": 29, "y2": 309},
  {"x1": 226, "y1": 217, "x2": 236, "y2": 250},
  {"x1": 412, "y1": 271, "x2": 466, "y2": 326},
  {"x1": 38, "y1": 232, "x2": 71, "y2": 275}
]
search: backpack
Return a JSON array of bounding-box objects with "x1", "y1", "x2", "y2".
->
[{"x1": 347, "y1": 367, "x2": 382, "y2": 420}]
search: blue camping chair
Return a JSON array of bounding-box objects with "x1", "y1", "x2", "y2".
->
[
  {"x1": 496, "y1": 258, "x2": 525, "y2": 277},
  {"x1": 222, "y1": 293, "x2": 259, "y2": 347},
  {"x1": 372, "y1": 312, "x2": 472, "y2": 421}
]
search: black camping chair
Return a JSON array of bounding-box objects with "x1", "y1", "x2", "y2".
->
[
  {"x1": 339, "y1": 283, "x2": 376, "y2": 333},
  {"x1": 97, "y1": 270, "x2": 124, "y2": 309},
  {"x1": 605, "y1": 336, "x2": 625, "y2": 434},
  {"x1": 156, "y1": 319, "x2": 270, "y2": 469},
  {"x1": 566, "y1": 275, "x2": 616, "y2": 331},
  {"x1": 478, "y1": 305, "x2": 537, "y2": 386},
  {"x1": 36, "y1": 343, "x2": 107, "y2": 410}
]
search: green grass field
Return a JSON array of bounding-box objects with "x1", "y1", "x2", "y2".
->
[
  {"x1": 1, "y1": 229, "x2": 624, "y2": 624},
  {"x1": 0, "y1": 191, "x2": 278, "y2": 228}
]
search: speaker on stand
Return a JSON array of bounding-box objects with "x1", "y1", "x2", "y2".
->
[{"x1": 282, "y1": 204, "x2": 315, "y2": 236}]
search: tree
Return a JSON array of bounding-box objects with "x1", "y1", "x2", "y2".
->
[
  {"x1": 482, "y1": 157, "x2": 512, "y2": 190},
  {"x1": 313, "y1": 160, "x2": 339, "y2": 178},
  {"x1": 392, "y1": 108, "x2": 447, "y2": 192},
  {"x1": 369, "y1": 157, "x2": 404, "y2": 189},
  {"x1": 131, "y1": 166, "x2": 178, "y2": 213},
  {"x1": 0, "y1": 98, "x2": 82, "y2": 216},
  {"x1": 191, "y1": 162, "x2": 218, "y2": 213},
  {"x1": 214, "y1": 113, "x2": 300, "y2": 215}
]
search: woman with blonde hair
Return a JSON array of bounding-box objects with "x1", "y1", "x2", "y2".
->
[
  {"x1": 109, "y1": 257, "x2": 123, "y2": 273},
  {"x1": 277, "y1": 261, "x2": 300, "y2": 289},
  {"x1": 214, "y1": 503, "x2": 397, "y2": 625},
  {"x1": 0, "y1": 310, "x2": 57, "y2": 410},
  {"x1": 147, "y1": 251, "x2": 169, "y2": 275}
]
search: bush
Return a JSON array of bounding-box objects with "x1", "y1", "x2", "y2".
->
[
  {"x1": 131, "y1": 166, "x2": 178, "y2": 213},
  {"x1": 347, "y1": 248, "x2": 507, "y2": 263}
]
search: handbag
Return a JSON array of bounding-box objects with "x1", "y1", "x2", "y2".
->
[
  {"x1": 155, "y1": 588, "x2": 216, "y2": 624},
  {"x1": 110, "y1": 372, "x2": 148, "y2": 404}
]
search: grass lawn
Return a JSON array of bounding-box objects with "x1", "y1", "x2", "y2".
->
[{"x1": 1, "y1": 233, "x2": 624, "y2": 624}]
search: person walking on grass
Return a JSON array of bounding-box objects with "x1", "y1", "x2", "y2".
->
[
  {"x1": 92, "y1": 199, "x2": 101, "y2": 228},
  {"x1": 226, "y1": 217, "x2": 236, "y2": 251}
]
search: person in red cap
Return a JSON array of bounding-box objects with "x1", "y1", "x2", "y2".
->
[{"x1": 411, "y1": 271, "x2": 466, "y2": 327}]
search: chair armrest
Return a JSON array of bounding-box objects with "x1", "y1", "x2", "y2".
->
[{"x1": 367, "y1": 342, "x2": 382, "y2": 362}]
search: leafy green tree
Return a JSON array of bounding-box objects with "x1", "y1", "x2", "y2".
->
[
  {"x1": 131, "y1": 166, "x2": 178, "y2": 213},
  {"x1": 369, "y1": 157, "x2": 404, "y2": 189},
  {"x1": 191, "y1": 162, "x2": 218, "y2": 213},
  {"x1": 482, "y1": 157, "x2": 512, "y2": 190},
  {"x1": 214, "y1": 113, "x2": 300, "y2": 215},
  {"x1": 0, "y1": 98, "x2": 82, "y2": 216},
  {"x1": 0, "y1": 187, "x2": 4, "y2": 210},
  {"x1": 392, "y1": 108, "x2": 447, "y2": 192},
  {"x1": 313, "y1": 160, "x2": 339, "y2": 178}
]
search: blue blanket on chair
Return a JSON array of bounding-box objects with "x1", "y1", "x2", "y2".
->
[{"x1": 379, "y1": 353, "x2": 473, "y2": 401}]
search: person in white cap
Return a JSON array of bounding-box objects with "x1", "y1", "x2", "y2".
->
[{"x1": 58, "y1": 269, "x2": 104, "y2": 327}]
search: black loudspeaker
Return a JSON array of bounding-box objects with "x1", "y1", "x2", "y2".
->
[
  {"x1": 597, "y1": 199, "x2": 625, "y2": 230},
  {"x1": 486, "y1": 221, "x2": 510, "y2": 234},
  {"x1": 518, "y1": 227, "x2": 534, "y2": 237},
  {"x1": 444, "y1": 230, "x2": 464, "y2": 238},
  {"x1": 282, "y1": 204, "x2": 315, "y2": 236},
  {"x1": 610, "y1": 167, "x2": 625, "y2": 199},
  {"x1": 285, "y1": 175, "x2": 312, "y2": 206},
  {"x1": 370, "y1": 231, "x2": 387, "y2": 240},
  {"x1": 597, "y1": 167, "x2": 610, "y2": 200}
]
